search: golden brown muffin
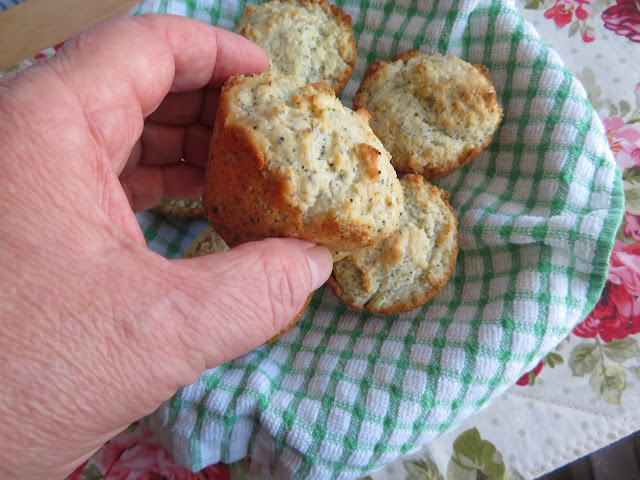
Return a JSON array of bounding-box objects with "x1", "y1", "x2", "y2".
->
[
  {"x1": 354, "y1": 51, "x2": 503, "y2": 180},
  {"x1": 184, "y1": 226, "x2": 313, "y2": 343},
  {"x1": 202, "y1": 70, "x2": 404, "y2": 261},
  {"x1": 184, "y1": 225, "x2": 230, "y2": 258},
  {"x1": 155, "y1": 197, "x2": 205, "y2": 218},
  {"x1": 235, "y1": 0, "x2": 356, "y2": 93},
  {"x1": 327, "y1": 174, "x2": 458, "y2": 314}
]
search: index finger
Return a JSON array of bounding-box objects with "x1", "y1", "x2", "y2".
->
[
  {"x1": 48, "y1": 14, "x2": 268, "y2": 167},
  {"x1": 146, "y1": 15, "x2": 271, "y2": 92}
]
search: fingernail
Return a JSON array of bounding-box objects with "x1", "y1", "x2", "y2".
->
[{"x1": 305, "y1": 246, "x2": 333, "y2": 291}]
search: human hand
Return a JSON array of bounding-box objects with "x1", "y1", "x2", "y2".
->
[{"x1": 0, "y1": 14, "x2": 332, "y2": 480}]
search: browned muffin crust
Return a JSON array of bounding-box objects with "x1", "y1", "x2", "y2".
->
[{"x1": 155, "y1": 197, "x2": 205, "y2": 218}]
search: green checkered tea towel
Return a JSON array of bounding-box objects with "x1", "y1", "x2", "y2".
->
[{"x1": 132, "y1": 0, "x2": 625, "y2": 477}]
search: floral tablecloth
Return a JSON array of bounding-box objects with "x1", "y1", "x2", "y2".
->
[{"x1": 3, "y1": 0, "x2": 637, "y2": 478}]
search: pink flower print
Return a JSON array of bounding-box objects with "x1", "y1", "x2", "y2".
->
[
  {"x1": 608, "y1": 241, "x2": 640, "y2": 298},
  {"x1": 545, "y1": 0, "x2": 577, "y2": 27},
  {"x1": 67, "y1": 460, "x2": 89, "y2": 480},
  {"x1": 602, "y1": 0, "x2": 640, "y2": 43},
  {"x1": 573, "y1": 281, "x2": 640, "y2": 342},
  {"x1": 575, "y1": 241, "x2": 640, "y2": 342},
  {"x1": 544, "y1": 0, "x2": 591, "y2": 27},
  {"x1": 516, "y1": 361, "x2": 543, "y2": 386},
  {"x1": 602, "y1": 115, "x2": 640, "y2": 168},
  {"x1": 582, "y1": 29, "x2": 596, "y2": 41},
  {"x1": 625, "y1": 213, "x2": 640, "y2": 242},
  {"x1": 576, "y1": 1, "x2": 589, "y2": 19},
  {"x1": 95, "y1": 425, "x2": 230, "y2": 479}
]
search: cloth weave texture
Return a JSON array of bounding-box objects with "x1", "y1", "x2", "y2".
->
[{"x1": 132, "y1": 0, "x2": 625, "y2": 477}]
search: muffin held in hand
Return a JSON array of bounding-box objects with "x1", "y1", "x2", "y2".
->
[
  {"x1": 328, "y1": 174, "x2": 458, "y2": 314},
  {"x1": 203, "y1": 70, "x2": 404, "y2": 260},
  {"x1": 155, "y1": 197, "x2": 204, "y2": 218},
  {"x1": 354, "y1": 50, "x2": 503, "y2": 181},
  {"x1": 235, "y1": 0, "x2": 356, "y2": 93},
  {"x1": 184, "y1": 226, "x2": 313, "y2": 343}
]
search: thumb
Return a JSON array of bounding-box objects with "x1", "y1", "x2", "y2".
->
[{"x1": 156, "y1": 238, "x2": 332, "y2": 377}]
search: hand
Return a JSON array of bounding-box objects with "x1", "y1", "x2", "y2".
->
[{"x1": 0, "y1": 14, "x2": 332, "y2": 480}]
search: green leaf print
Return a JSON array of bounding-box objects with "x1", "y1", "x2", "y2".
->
[
  {"x1": 508, "y1": 470, "x2": 526, "y2": 480},
  {"x1": 524, "y1": 0, "x2": 542, "y2": 9},
  {"x1": 619, "y1": 100, "x2": 632, "y2": 118},
  {"x1": 228, "y1": 459, "x2": 270, "y2": 480},
  {"x1": 544, "y1": 352, "x2": 564, "y2": 368},
  {"x1": 447, "y1": 428, "x2": 506, "y2": 480},
  {"x1": 124, "y1": 422, "x2": 139, "y2": 434},
  {"x1": 81, "y1": 464, "x2": 103, "y2": 480},
  {"x1": 589, "y1": 364, "x2": 626, "y2": 405},
  {"x1": 403, "y1": 458, "x2": 444, "y2": 480},
  {"x1": 602, "y1": 337, "x2": 640, "y2": 363},
  {"x1": 617, "y1": 218, "x2": 636, "y2": 244},
  {"x1": 624, "y1": 166, "x2": 640, "y2": 183},
  {"x1": 569, "y1": 343, "x2": 599, "y2": 377},
  {"x1": 629, "y1": 366, "x2": 640, "y2": 381},
  {"x1": 568, "y1": 20, "x2": 580, "y2": 37},
  {"x1": 575, "y1": 67, "x2": 603, "y2": 110},
  {"x1": 623, "y1": 177, "x2": 640, "y2": 215}
]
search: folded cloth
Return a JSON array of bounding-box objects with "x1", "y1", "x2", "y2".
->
[{"x1": 133, "y1": 0, "x2": 625, "y2": 477}]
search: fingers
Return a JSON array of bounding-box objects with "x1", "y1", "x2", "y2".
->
[
  {"x1": 147, "y1": 87, "x2": 220, "y2": 127},
  {"x1": 48, "y1": 14, "x2": 268, "y2": 171},
  {"x1": 120, "y1": 163, "x2": 204, "y2": 212},
  {"x1": 200, "y1": 87, "x2": 221, "y2": 127},
  {"x1": 204, "y1": 28, "x2": 270, "y2": 87},
  {"x1": 138, "y1": 123, "x2": 211, "y2": 167},
  {"x1": 146, "y1": 90, "x2": 204, "y2": 125},
  {"x1": 154, "y1": 239, "x2": 333, "y2": 375}
]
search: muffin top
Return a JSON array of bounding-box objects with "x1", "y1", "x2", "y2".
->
[
  {"x1": 354, "y1": 50, "x2": 503, "y2": 180},
  {"x1": 329, "y1": 174, "x2": 458, "y2": 314},
  {"x1": 204, "y1": 70, "x2": 404, "y2": 256},
  {"x1": 236, "y1": 0, "x2": 356, "y2": 93}
]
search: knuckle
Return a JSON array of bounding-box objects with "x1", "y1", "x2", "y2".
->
[{"x1": 256, "y1": 241, "x2": 311, "y2": 323}]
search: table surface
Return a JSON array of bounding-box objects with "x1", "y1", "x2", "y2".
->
[
  {"x1": 2, "y1": 0, "x2": 638, "y2": 479},
  {"x1": 0, "y1": 0, "x2": 139, "y2": 71}
]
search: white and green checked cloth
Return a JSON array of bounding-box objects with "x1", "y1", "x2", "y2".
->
[{"x1": 131, "y1": 0, "x2": 625, "y2": 477}]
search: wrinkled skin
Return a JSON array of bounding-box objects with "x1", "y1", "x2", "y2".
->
[{"x1": 0, "y1": 14, "x2": 332, "y2": 480}]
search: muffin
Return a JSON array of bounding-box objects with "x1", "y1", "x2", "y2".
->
[
  {"x1": 184, "y1": 226, "x2": 313, "y2": 343},
  {"x1": 327, "y1": 174, "x2": 458, "y2": 314},
  {"x1": 184, "y1": 225, "x2": 230, "y2": 258},
  {"x1": 353, "y1": 50, "x2": 503, "y2": 180},
  {"x1": 202, "y1": 70, "x2": 404, "y2": 260},
  {"x1": 155, "y1": 197, "x2": 204, "y2": 218},
  {"x1": 235, "y1": 0, "x2": 356, "y2": 93}
]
